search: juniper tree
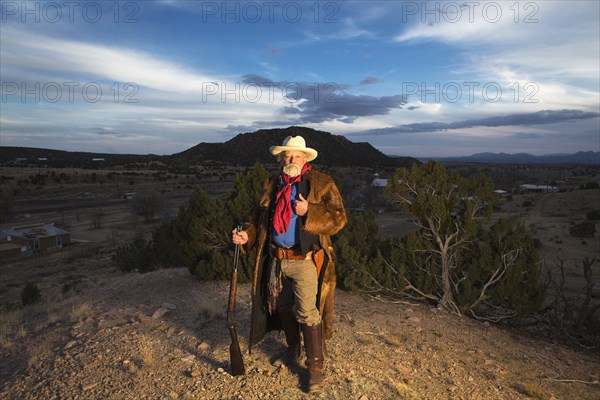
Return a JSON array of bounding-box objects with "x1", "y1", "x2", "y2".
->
[
  {"x1": 165, "y1": 163, "x2": 270, "y2": 281},
  {"x1": 334, "y1": 210, "x2": 383, "y2": 291},
  {"x1": 225, "y1": 163, "x2": 270, "y2": 223},
  {"x1": 179, "y1": 187, "x2": 232, "y2": 279},
  {"x1": 384, "y1": 160, "x2": 497, "y2": 313},
  {"x1": 457, "y1": 219, "x2": 543, "y2": 319}
]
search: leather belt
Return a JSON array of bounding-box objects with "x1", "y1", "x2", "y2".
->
[{"x1": 271, "y1": 245, "x2": 311, "y2": 260}]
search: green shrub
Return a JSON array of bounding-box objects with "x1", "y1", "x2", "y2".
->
[
  {"x1": 586, "y1": 210, "x2": 600, "y2": 220},
  {"x1": 334, "y1": 210, "x2": 384, "y2": 291},
  {"x1": 114, "y1": 237, "x2": 156, "y2": 273},
  {"x1": 21, "y1": 282, "x2": 42, "y2": 306},
  {"x1": 145, "y1": 163, "x2": 270, "y2": 282},
  {"x1": 149, "y1": 220, "x2": 188, "y2": 268},
  {"x1": 569, "y1": 221, "x2": 596, "y2": 238}
]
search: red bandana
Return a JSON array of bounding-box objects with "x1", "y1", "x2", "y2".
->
[{"x1": 272, "y1": 164, "x2": 311, "y2": 234}]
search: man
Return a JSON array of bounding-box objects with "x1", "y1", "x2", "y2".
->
[{"x1": 232, "y1": 135, "x2": 346, "y2": 392}]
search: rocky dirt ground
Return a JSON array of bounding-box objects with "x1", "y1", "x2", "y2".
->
[{"x1": 1, "y1": 260, "x2": 599, "y2": 400}]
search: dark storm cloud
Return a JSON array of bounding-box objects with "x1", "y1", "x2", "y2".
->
[
  {"x1": 91, "y1": 127, "x2": 131, "y2": 138},
  {"x1": 241, "y1": 74, "x2": 408, "y2": 124},
  {"x1": 513, "y1": 132, "x2": 543, "y2": 139},
  {"x1": 356, "y1": 109, "x2": 600, "y2": 136},
  {"x1": 241, "y1": 74, "x2": 277, "y2": 86},
  {"x1": 285, "y1": 92, "x2": 408, "y2": 123},
  {"x1": 360, "y1": 76, "x2": 383, "y2": 85}
]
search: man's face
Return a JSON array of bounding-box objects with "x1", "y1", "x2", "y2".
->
[
  {"x1": 280, "y1": 150, "x2": 307, "y2": 177},
  {"x1": 280, "y1": 150, "x2": 307, "y2": 168}
]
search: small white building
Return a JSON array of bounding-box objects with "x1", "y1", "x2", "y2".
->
[
  {"x1": 519, "y1": 184, "x2": 558, "y2": 193},
  {"x1": 371, "y1": 178, "x2": 388, "y2": 187}
]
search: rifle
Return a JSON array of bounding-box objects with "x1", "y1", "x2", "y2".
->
[{"x1": 227, "y1": 225, "x2": 245, "y2": 376}]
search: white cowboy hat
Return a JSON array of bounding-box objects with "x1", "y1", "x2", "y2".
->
[{"x1": 269, "y1": 135, "x2": 318, "y2": 162}]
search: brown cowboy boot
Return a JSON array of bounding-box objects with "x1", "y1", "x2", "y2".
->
[
  {"x1": 278, "y1": 309, "x2": 302, "y2": 366},
  {"x1": 302, "y1": 323, "x2": 325, "y2": 392}
]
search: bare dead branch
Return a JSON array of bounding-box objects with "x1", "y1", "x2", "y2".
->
[
  {"x1": 542, "y1": 378, "x2": 600, "y2": 385},
  {"x1": 366, "y1": 294, "x2": 422, "y2": 306},
  {"x1": 469, "y1": 306, "x2": 516, "y2": 322},
  {"x1": 467, "y1": 250, "x2": 518, "y2": 313},
  {"x1": 403, "y1": 278, "x2": 439, "y2": 302}
]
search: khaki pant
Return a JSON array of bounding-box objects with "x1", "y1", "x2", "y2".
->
[{"x1": 276, "y1": 258, "x2": 321, "y2": 327}]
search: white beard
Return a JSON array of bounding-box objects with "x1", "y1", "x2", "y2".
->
[{"x1": 282, "y1": 162, "x2": 302, "y2": 178}]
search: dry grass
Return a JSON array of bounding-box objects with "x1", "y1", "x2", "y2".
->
[
  {"x1": 515, "y1": 382, "x2": 547, "y2": 399},
  {"x1": 47, "y1": 311, "x2": 60, "y2": 325},
  {"x1": 383, "y1": 333, "x2": 406, "y2": 347},
  {"x1": 0, "y1": 310, "x2": 21, "y2": 349},
  {"x1": 69, "y1": 302, "x2": 92, "y2": 322},
  {"x1": 0, "y1": 295, "x2": 92, "y2": 350},
  {"x1": 139, "y1": 340, "x2": 155, "y2": 368},
  {"x1": 355, "y1": 334, "x2": 377, "y2": 345},
  {"x1": 16, "y1": 325, "x2": 27, "y2": 338},
  {"x1": 384, "y1": 375, "x2": 420, "y2": 400},
  {"x1": 27, "y1": 340, "x2": 52, "y2": 369}
]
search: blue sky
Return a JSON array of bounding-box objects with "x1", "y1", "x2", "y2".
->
[{"x1": 1, "y1": 0, "x2": 599, "y2": 157}]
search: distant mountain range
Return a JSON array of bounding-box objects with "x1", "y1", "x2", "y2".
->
[
  {"x1": 425, "y1": 151, "x2": 600, "y2": 165},
  {"x1": 0, "y1": 127, "x2": 416, "y2": 168},
  {"x1": 2, "y1": 128, "x2": 597, "y2": 167}
]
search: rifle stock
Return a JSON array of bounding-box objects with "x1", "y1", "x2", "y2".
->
[{"x1": 227, "y1": 226, "x2": 245, "y2": 376}]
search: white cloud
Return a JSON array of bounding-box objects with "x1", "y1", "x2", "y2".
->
[
  {"x1": 394, "y1": 1, "x2": 599, "y2": 107},
  {"x1": 0, "y1": 26, "x2": 217, "y2": 93},
  {"x1": 0, "y1": 25, "x2": 304, "y2": 153}
]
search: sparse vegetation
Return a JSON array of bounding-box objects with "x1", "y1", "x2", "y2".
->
[
  {"x1": 579, "y1": 182, "x2": 599, "y2": 190},
  {"x1": 114, "y1": 237, "x2": 156, "y2": 273},
  {"x1": 335, "y1": 161, "x2": 543, "y2": 320},
  {"x1": 586, "y1": 209, "x2": 600, "y2": 220},
  {"x1": 139, "y1": 341, "x2": 155, "y2": 367},
  {"x1": 544, "y1": 257, "x2": 600, "y2": 346},
  {"x1": 515, "y1": 382, "x2": 546, "y2": 399},
  {"x1": 0, "y1": 187, "x2": 13, "y2": 222},
  {"x1": 113, "y1": 163, "x2": 271, "y2": 281},
  {"x1": 130, "y1": 190, "x2": 168, "y2": 222},
  {"x1": 21, "y1": 282, "x2": 42, "y2": 306},
  {"x1": 569, "y1": 221, "x2": 596, "y2": 238},
  {"x1": 69, "y1": 302, "x2": 92, "y2": 322}
]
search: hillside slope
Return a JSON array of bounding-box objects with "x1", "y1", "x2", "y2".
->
[
  {"x1": 168, "y1": 126, "x2": 417, "y2": 167},
  {"x1": 1, "y1": 258, "x2": 598, "y2": 400}
]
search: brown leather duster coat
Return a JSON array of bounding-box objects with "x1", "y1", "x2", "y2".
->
[{"x1": 243, "y1": 169, "x2": 347, "y2": 350}]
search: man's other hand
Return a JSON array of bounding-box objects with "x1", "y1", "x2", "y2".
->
[{"x1": 232, "y1": 228, "x2": 249, "y2": 245}]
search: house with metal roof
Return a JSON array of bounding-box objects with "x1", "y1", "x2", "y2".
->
[
  {"x1": 0, "y1": 223, "x2": 70, "y2": 256},
  {"x1": 519, "y1": 184, "x2": 559, "y2": 193}
]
